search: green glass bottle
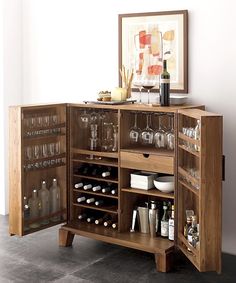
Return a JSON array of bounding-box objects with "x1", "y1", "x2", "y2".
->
[{"x1": 160, "y1": 60, "x2": 170, "y2": 106}]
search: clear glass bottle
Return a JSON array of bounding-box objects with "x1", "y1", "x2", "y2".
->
[
  {"x1": 28, "y1": 189, "x2": 41, "y2": 229},
  {"x1": 49, "y1": 178, "x2": 61, "y2": 222},
  {"x1": 39, "y1": 181, "x2": 50, "y2": 225},
  {"x1": 161, "y1": 202, "x2": 169, "y2": 237},
  {"x1": 194, "y1": 120, "x2": 201, "y2": 152},
  {"x1": 168, "y1": 205, "x2": 174, "y2": 241},
  {"x1": 23, "y1": 196, "x2": 30, "y2": 231}
]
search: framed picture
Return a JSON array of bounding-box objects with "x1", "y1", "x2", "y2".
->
[{"x1": 118, "y1": 10, "x2": 188, "y2": 93}]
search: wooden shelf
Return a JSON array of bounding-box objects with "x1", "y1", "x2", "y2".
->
[
  {"x1": 73, "y1": 203, "x2": 118, "y2": 214},
  {"x1": 178, "y1": 179, "x2": 199, "y2": 196},
  {"x1": 73, "y1": 174, "x2": 118, "y2": 184},
  {"x1": 121, "y1": 187, "x2": 174, "y2": 199},
  {"x1": 24, "y1": 153, "x2": 66, "y2": 165},
  {"x1": 74, "y1": 189, "x2": 118, "y2": 199},
  {"x1": 121, "y1": 147, "x2": 174, "y2": 157},
  {"x1": 24, "y1": 162, "x2": 66, "y2": 172},
  {"x1": 72, "y1": 157, "x2": 118, "y2": 167},
  {"x1": 63, "y1": 221, "x2": 175, "y2": 254},
  {"x1": 24, "y1": 209, "x2": 67, "y2": 225},
  {"x1": 23, "y1": 132, "x2": 66, "y2": 141},
  {"x1": 178, "y1": 144, "x2": 200, "y2": 157},
  {"x1": 178, "y1": 132, "x2": 200, "y2": 146},
  {"x1": 178, "y1": 167, "x2": 199, "y2": 187},
  {"x1": 178, "y1": 233, "x2": 199, "y2": 257},
  {"x1": 24, "y1": 122, "x2": 66, "y2": 132},
  {"x1": 72, "y1": 148, "x2": 118, "y2": 159}
]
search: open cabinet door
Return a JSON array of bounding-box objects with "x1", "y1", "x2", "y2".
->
[
  {"x1": 176, "y1": 108, "x2": 223, "y2": 273},
  {"x1": 9, "y1": 103, "x2": 68, "y2": 236}
]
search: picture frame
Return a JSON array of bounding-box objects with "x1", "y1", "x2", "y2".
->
[{"x1": 118, "y1": 10, "x2": 188, "y2": 93}]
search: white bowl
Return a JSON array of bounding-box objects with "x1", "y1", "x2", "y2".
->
[{"x1": 153, "y1": 176, "x2": 174, "y2": 193}]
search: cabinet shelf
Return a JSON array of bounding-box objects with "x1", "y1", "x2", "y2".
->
[
  {"x1": 179, "y1": 132, "x2": 200, "y2": 146},
  {"x1": 24, "y1": 162, "x2": 66, "y2": 172},
  {"x1": 73, "y1": 189, "x2": 118, "y2": 199},
  {"x1": 178, "y1": 179, "x2": 199, "y2": 196},
  {"x1": 121, "y1": 187, "x2": 174, "y2": 199},
  {"x1": 24, "y1": 209, "x2": 66, "y2": 225},
  {"x1": 121, "y1": 147, "x2": 174, "y2": 157},
  {"x1": 178, "y1": 167, "x2": 200, "y2": 188},
  {"x1": 72, "y1": 148, "x2": 118, "y2": 159},
  {"x1": 72, "y1": 158, "x2": 118, "y2": 167},
  {"x1": 23, "y1": 132, "x2": 66, "y2": 141},
  {"x1": 24, "y1": 153, "x2": 66, "y2": 165},
  {"x1": 73, "y1": 174, "x2": 118, "y2": 184},
  {"x1": 63, "y1": 221, "x2": 174, "y2": 254},
  {"x1": 73, "y1": 203, "x2": 118, "y2": 214},
  {"x1": 24, "y1": 122, "x2": 66, "y2": 132},
  {"x1": 178, "y1": 144, "x2": 200, "y2": 157}
]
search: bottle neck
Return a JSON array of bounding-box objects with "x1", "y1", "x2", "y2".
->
[{"x1": 163, "y1": 60, "x2": 167, "y2": 71}]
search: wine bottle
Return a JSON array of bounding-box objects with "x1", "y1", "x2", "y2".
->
[
  {"x1": 95, "y1": 200, "x2": 104, "y2": 206},
  {"x1": 28, "y1": 189, "x2": 41, "y2": 229},
  {"x1": 38, "y1": 181, "x2": 50, "y2": 225},
  {"x1": 102, "y1": 185, "x2": 111, "y2": 194},
  {"x1": 161, "y1": 201, "x2": 169, "y2": 237},
  {"x1": 49, "y1": 178, "x2": 61, "y2": 222},
  {"x1": 168, "y1": 205, "x2": 175, "y2": 241},
  {"x1": 23, "y1": 196, "x2": 30, "y2": 231},
  {"x1": 111, "y1": 188, "x2": 118, "y2": 195},
  {"x1": 95, "y1": 214, "x2": 110, "y2": 225},
  {"x1": 87, "y1": 216, "x2": 95, "y2": 223},
  {"x1": 74, "y1": 182, "x2": 83, "y2": 189},
  {"x1": 112, "y1": 222, "x2": 118, "y2": 229},
  {"x1": 101, "y1": 166, "x2": 112, "y2": 177},
  {"x1": 77, "y1": 196, "x2": 86, "y2": 203},
  {"x1": 92, "y1": 185, "x2": 102, "y2": 192},
  {"x1": 86, "y1": 197, "x2": 95, "y2": 204},
  {"x1": 104, "y1": 219, "x2": 113, "y2": 227},
  {"x1": 83, "y1": 183, "x2": 93, "y2": 191},
  {"x1": 160, "y1": 60, "x2": 170, "y2": 106},
  {"x1": 78, "y1": 213, "x2": 87, "y2": 220}
]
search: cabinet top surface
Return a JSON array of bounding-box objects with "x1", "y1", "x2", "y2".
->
[{"x1": 10, "y1": 102, "x2": 205, "y2": 113}]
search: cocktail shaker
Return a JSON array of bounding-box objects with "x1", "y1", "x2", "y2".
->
[{"x1": 149, "y1": 201, "x2": 159, "y2": 237}]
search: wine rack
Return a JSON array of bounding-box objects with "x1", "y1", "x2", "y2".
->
[{"x1": 9, "y1": 103, "x2": 222, "y2": 273}]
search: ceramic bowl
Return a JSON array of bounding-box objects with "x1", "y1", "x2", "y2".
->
[{"x1": 153, "y1": 176, "x2": 174, "y2": 193}]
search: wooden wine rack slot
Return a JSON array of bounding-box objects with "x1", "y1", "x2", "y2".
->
[
  {"x1": 121, "y1": 187, "x2": 174, "y2": 199},
  {"x1": 178, "y1": 179, "x2": 199, "y2": 196},
  {"x1": 73, "y1": 203, "x2": 118, "y2": 214},
  {"x1": 178, "y1": 144, "x2": 200, "y2": 157},
  {"x1": 72, "y1": 157, "x2": 118, "y2": 167},
  {"x1": 178, "y1": 233, "x2": 199, "y2": 257},
  {"x1": 178, "y1": 132, "x2": 200, "y2": 146},
  {"x1": 72, "y1": 148, "x2": 118, "y2": 159},
  {"x1": 73, "y1": 189, "x2": 118, "y2": 199},
  {"x1": 178, "y1": 167, "x2": 200, "y2": 187},
  {"x1": 73, "y1": 174, "x2": 118, "y2": 184}
]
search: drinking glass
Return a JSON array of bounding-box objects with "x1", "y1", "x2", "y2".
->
[
  {"x1": 25, "y1": 146, "x2": 32, "y2": 160},
  {"x1": 132, "y1": 75, "x2": 143, "y2": 103},
  {"x1": 101, "y1": 122, "x2": 114, "y2": 151},
  {"x1": 112, "y1": 124, "x2": 119, "y2": 152},
  {"x1": 154, "y1": 114, "x2": 166, "y2": 149},
  {"x1": 129, "y1": 112, "x2": 141, "y2": 144},
  {"x1": 55, "y1": 141, "x2": 60, "y2": 155},
  {"x1": 33, "y1": 145, "x2": 40, "y2": 159},
  {"x1": 42, "y1": 115, "x2": 50, "y2": 127},
  {"x1": 42, "y1": 144, "x2": 48, "y2": 158},
  {"x1": 48, "y1": 143, "x2": 55, "y2": 156},
  {"x1": 141, "y1": 113, "x2": 154, "y2": 145},
  {"x1": 142, "y1": 76, "x2": 156, "y2": 105},
  {"x1": 166, "y1": 114, "x2": 175, "y2": 150}
]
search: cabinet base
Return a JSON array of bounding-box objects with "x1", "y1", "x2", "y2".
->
[{"x1": 59, "y1": 228, "x2": 75, "y2": 247}]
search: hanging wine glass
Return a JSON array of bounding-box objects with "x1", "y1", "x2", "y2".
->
[
  {"x1": 154, "y1": 113, "x2": 166, "y2": 149},
  {"x1": 140, "y1": 112, "x2": 154, "y2": 145},
  {"x1": 129, "y1": 112, "x2": 141, "y2": 144},
  {"x1": 166, "y1": 114, "x2": 175, "y2": 150}
]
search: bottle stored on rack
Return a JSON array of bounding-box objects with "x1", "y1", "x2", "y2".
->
[
  {"x1": 92, "y1": 185, "x2": 102, "y2": 192},
  {"x1": 38, "y1": 181, "x2": 50, "y2": 225},
  {"x1": 28, "y1": 189, "x2": 41, "y2": 229},
  {"x1": 102, "y1": 185, "x2": 112, "y2": 194},
  {"x1": 160, "y1": 59, "x2": 170, "y2": 106},
  {"x1": 49, "y1": 178, "x2": 61, "y2": 222},
  {"x1": 95, "y1": 200, "x2": 104, "y2": 206},
  {"x1": 101, "y1": 166, "x2": 112, "y2": 177},
  {"x1": 83, "y1": 183, "x2": 93, "y2": 191},
  {"x1": 23, "y1": 196, "x2": 30, "y2": 231},
  {"x1": 161, "y1": 202, "x2": 169, "y2": 237},
  {"x1": 168, "y1": 205, "x2": 175, "y2": 241},
  {"x1": 184, "y1": 217, "x2": 192, "y2": 238},
  {"x1": 187, "y1": 215, "x2": 198, "y2": 247},
  {"x1": 104, "y1": 216, "x2": 117, "y2": 227},
  {"x1": 77, "y1": 196, "x2": 86, "y2": 203},
  {"x1": 111, "y1": 188, "x2": 118, "y2": 195},
  {"x1": 78, "y1": 213, "x2": 87, "y2": 220},
  {"x1": 74, "y1": 182, "x2": 83, "y2": 189},
  {"x1": 86, "y1": 197, "x2": 95, "y2": 204},
  {"x1": 95, "y1": 214, "x2": 110, "y2": 225},
  {"x1": 87, "y1": 216, "x2": 95, "y2": 223},
  {"x1": 112, "y1": 222, "x2": 118, "y2": 229}
]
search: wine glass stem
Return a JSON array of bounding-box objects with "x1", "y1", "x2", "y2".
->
[
  {"x1": 147, "y1": 90, "x2": 150, "y2": 104},
  {"x1": 139, "y1": 89, "x2": 142, "y2": 103}
]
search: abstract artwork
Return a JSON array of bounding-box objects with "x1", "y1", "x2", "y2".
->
[{"x1": 119, "y1": 10, "x2": 188, "y2": 93}]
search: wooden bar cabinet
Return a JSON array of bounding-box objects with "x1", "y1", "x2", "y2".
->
[{"x1": 9, "y1": 103, "x2": 223, "y2": 273}]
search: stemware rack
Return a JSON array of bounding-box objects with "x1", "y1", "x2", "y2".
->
[{"x1": 9, "y1": 103, "x2": 223, "y2": 273}]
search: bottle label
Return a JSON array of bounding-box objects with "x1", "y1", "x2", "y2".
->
[
  {"x1": 161, "y1": 221, "x2": 169, "y2": 237},
  {"x1": 168, "y1": 219, "x2": 174, "y2": 240},
  {"x1": 160, "y1": 78, "x2": 170, "y2": 84},
  {"x1": 188, "y1": 235, "x2": 193, "y2": 245}
]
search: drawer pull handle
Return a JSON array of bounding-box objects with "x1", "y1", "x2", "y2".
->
[{"x1": 143, "y1": 154, "x2": 150, "y2": 158}]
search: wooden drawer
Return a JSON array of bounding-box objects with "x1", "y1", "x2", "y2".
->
[{"x1": 120, "y1": 151, "x2": 174, "y2": 174}]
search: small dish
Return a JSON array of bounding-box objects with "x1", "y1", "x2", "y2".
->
[{"x1": 153, "y1": 176, "x2": 174, "y2": 193}]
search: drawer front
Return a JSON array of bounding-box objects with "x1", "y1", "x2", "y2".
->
[{"x1": 120, "y1": 151, "x2": 174, "y2": 174}]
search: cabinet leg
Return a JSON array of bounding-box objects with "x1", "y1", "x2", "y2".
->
[
  {"x1": 154, "y1": 252, "x2": 173, "y2": 272},
  {"x1": 59, "y1": 228, "x2": 75, "y2": 247}
]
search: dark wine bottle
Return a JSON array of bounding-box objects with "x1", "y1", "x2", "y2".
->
[{"x1": 160, "y1": 60, "x2": 170, "y2": 106}]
